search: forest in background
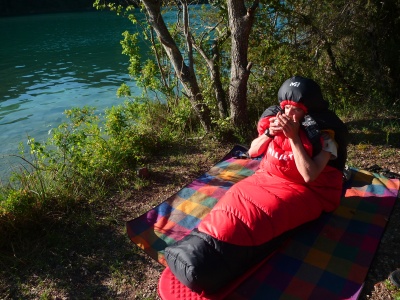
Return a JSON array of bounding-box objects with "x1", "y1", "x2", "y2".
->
[{"x1": 0, "y1": 0, "x2": 95, "y2": 16}]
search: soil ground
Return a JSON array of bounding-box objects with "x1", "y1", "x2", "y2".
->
[
  {"x1": 1, "y1": 124, "x2": 400, "y2": 299},
  {"x1": 119, "y1": 142, "x2": 400, "y2": 300}
]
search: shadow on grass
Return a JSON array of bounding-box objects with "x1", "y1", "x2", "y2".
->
[
  {"x1": 346, "y1": 117, "x2": 400, "y2": 147},
  {"x1": 0, "y1": 206, "x2": 161, "y2": 299},
  {"x1": 0, "y1": 140, "x2": 232, "y2": 299}
]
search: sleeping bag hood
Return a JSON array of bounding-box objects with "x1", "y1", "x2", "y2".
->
[{"x1": 278, "y1": 76, "x2": 329, "y2": 113}]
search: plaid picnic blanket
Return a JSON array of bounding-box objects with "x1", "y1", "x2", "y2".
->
[{"x1": 126, "y1": 145, "x2": 400, "y2": 299}]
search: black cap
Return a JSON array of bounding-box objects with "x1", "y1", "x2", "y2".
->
[{"x1": 278, "y1": 76, "x2": 329, "y2": 113}]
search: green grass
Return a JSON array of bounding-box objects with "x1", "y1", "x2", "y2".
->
[{"x1": 385, "y1": 279, "x2": 400, "y2": 300}]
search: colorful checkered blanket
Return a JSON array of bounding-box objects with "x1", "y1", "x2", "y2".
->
[{"x1": 126, "y1": 145, "x2": 400, "y2": 299}]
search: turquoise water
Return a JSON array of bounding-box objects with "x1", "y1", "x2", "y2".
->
[{"x1": 0, "y1": 11, "x2": 141, "y2": 179}]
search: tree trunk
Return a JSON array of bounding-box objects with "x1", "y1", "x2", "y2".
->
[
  {"x1": 227, "y1": 0, "x2": 259, "y2": 127},
  {"x1": 192, "y1": 37, "x2": 228, "y2": 119},
  {"x1": 211, "y1": 42, "x2": 228, "y2": 118},
  {"x1": 141, "y1": 0, "x2": 212, "y2": 132}
]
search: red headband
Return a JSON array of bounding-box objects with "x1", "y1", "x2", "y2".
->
[{"x1": 280, "y1": 100, "x2": 308, "y2": 114}]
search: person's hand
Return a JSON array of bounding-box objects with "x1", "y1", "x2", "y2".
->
[
  {"x1": 276, "y1": 112, "x2": 301, "y2": 139},
  {"x1": 269, "y1": 113, "x2": 284, "y2": 136}
]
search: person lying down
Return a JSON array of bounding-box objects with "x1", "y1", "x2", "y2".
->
[{"x1": 164, "y1": 76, "x2": 349, "y2": 294}]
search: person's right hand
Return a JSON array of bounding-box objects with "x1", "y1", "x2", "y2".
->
[{"x1": 269, "y1": 113, "x2": 284, "y2": 136}]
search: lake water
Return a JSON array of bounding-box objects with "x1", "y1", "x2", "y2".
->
[{"x1": 0, "y1": 11, "x2": 141, "y2": 179}]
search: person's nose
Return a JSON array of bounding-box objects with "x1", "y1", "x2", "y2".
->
[{"x1": 286, "y1": 107, "x2": 294, "y2": 116}]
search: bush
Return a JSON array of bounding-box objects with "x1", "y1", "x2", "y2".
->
[{"x1": 0, "y1": 96, "x2": 197, "y2": 244}]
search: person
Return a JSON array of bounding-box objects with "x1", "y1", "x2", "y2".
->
[
  {"x1": 164, "y1": 76, "x2": 349, "y2": 294},
  {"x1": 248, "y1": 100, "x2": 335, "y2": 183}
]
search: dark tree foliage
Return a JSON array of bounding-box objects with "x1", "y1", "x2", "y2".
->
[
  {"x1": 246, "y1": 0, "x2": 400, "y2": 117},
  {"x1": 0, "y1": 0, "x2": 95, "y2": 16}
]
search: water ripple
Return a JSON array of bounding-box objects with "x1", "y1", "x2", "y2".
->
[{"x1": 0, "y1": 11, "x2": 142, "y2": 179}]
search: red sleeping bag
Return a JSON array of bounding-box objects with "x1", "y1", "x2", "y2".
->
[
  {"x1": 164, "y1": 121, "x2": 343, "y2": 294},
  {"x1": 164, "y1": 77, "x2": 348, "y2": 295},
  {"x1": 199, "y1": 120, "x2": 342, "y2": 247}
]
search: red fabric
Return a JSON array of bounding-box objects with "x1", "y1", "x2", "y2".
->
[
  {"x1": 280, "y1": 100, "x2": 308, "y2": 114},
  {"x1": 158, "y1": 253, "x2": 277, "y2": 300},
  {"x1": 257, "y1": 116, "x2": 272, "y2": 136},
  {"x1": 158, "y1": 268, "x2": 210, "y2": 300},
  {"x1": 198, "y1": 121, "x2": 342, "y2": 247}
]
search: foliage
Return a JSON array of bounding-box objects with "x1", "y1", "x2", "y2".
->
[
  {"x1": 0, "y1": 97, "x2": 197, "y2": 245},
  {"x1": 94, "y1": 0, "x2": 234, "y2": 132},
  {"x1": 384, "y1": 279, "x2": 400, "y2": 299},
  {"x1": 95, "y1": 0, "x2": 400, "y2": 140},
  {"x1": 247, "y1": 0, "x2": 400, "y2": 116}
]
